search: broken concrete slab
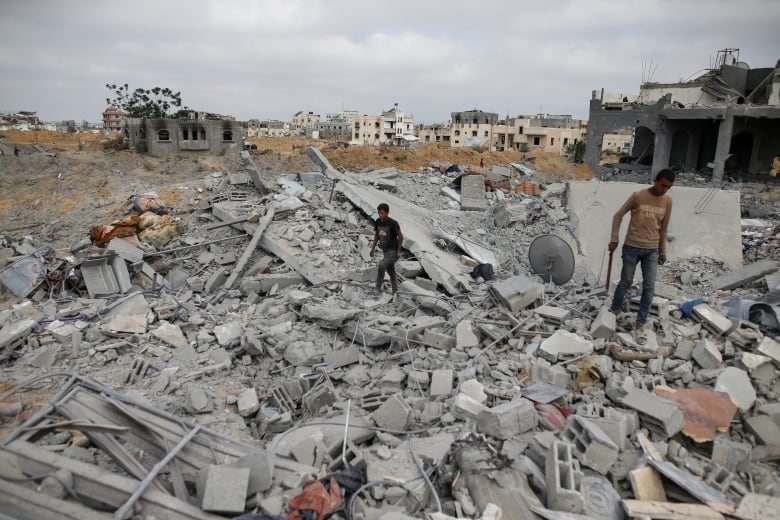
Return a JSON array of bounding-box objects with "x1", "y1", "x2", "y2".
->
[
  {"x1": 460, "y1": 174, "x2": 488, "y2": 211},
  {"x1": 714, "y1": 367, "x2": 756, "y2": 412},
  {"x1": 152, "y1": 322, "x2": 188, "y2": 348},
  {"x1": 711, "y1": 259, "x2": 778, "y2": 291},
  {"x1": 538, "y1": 330, "x2": 594, "y2": 363},
  {"x1": 200, "y1": 465, "x2": 249, "y2": 514},
  {"x1": 237, "y1": 388, "x2": 260, "y2": 417},
  {"x1": 477, "y1": 398, "x2": 538, "y2": 440}
]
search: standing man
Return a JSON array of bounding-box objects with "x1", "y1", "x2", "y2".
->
[
  {"x1": 370, "y1": 203, "x2": 403, "y2": 296},
  {"x1": 608, "y1": 169, "x2": 675, "y2": 345}
]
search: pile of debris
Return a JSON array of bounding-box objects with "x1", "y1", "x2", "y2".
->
[{"x1": 1, "y1": 147, "x2": 779, "y2": 519}]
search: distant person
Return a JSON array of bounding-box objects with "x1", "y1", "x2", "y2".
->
[
  {"x1": 13, "y1": 146, "x2": 19, "y2": 156},
  {"x1": 608, "y1": 169, "x2": 675, "y2": 345},
  {"x1": 370, "y1": 203, "x2": 403, "y2": 296},
  {"x1": 480, "y1": 158, "x2": 484, "y2": 168}
]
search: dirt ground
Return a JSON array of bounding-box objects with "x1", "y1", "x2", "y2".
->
[{"x1": 0, "y1": 131, "x2": 593, "y2": 249}]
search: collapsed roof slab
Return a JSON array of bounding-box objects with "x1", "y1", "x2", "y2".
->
[
  {"x1": 567, "y1": 181, "x2": 742, "y2": 282},
  {"x1": 337, "y1": 182, "x2": 476, "y2": 295}
]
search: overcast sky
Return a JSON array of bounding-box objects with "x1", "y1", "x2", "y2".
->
[{"x1": 2, "y1": 0, "x2": 778, "y2": 124}]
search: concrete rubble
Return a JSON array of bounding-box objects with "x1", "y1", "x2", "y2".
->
[{"x1": 0, "y1": 146, "x2": 779, "y2": 519}]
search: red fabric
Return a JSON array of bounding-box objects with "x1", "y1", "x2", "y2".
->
[{"x1": 287, "y1": 478, "x2": 341, "y2": 520}]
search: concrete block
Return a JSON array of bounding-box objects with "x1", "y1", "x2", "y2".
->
[
  {"x1": 106, "y1": 238, "x2": 144, "y2": 263},
  {"x1": 396, "y1": 260, "x2": 423, "y2": 278},
  {"x1": 530, "y1": 358, "x2": 571, "y2": 388},
  {"x1": 451, "y1": 393, "x2": 489, "y2": 422},
  {"x1": 715, "y1": 367, "x2": 756, "y2": 412},
  {"x1": 324, "y1": 346, "x2": 359, "y2": 369},
  {"x1": 188, "y1": 388, "x2": 211, "y2": 413},
  {"x1": 535, "y1": 305, "x2": 571, "y2": 324},
  {"x1": 237, "y1": 388, "x2": 260, "y2": 417},
  {"x1": 692, "y1": 338, "x2": 723, "y2": 369},
  {"x1": 81, "y1": 255, "x2": 131, "y2": 297},
  {"x1": 152, "y1": 322, "x2": 187, "y2": 348},
  {"x1": 590, "y1": 307, "x2": 616, "y2": 339},
  {"x1": 205, "y1": 268, "x2": 228, "y2": 293},
  {"x1": 327, "y1": 439, "x2": 366, "y2": 472},
  {"x1": 712, "y1": 436, "x2": 751, "y2": 472},
  {"x1": 621, "y1": 389, "x2": 684, "y2": 439},
  {"x1": 422, "y1": 329, "x2": 456, "y2": 350},
  {"x1": 201, "y1": 465, "x2": 249, "y2": 514},
  {"x1": 408, "y1": 369, "x2": 429, "y2": 389},
  {"x1": 691, "y1": 304, "x2": 732, "y2": 336},
  {"x1": 561, "y1": 415, "x2": 619, "y2": 474},
  {"x1": 303, "y1": 385, "x2": 337, "y2": 413},
  {"x1": 489, "y1": 274, "x2": 544, "y2": 311},
  {"x1": 0, "y1": 318, "x2": 37, "y2": 351},
  {"x1": 460, "y1": 174, "x2": 487, "y2": 211},
  {"x1": 413, "y1": 277, "x2": 438, "y2": 292},
  {"x1": 744, "y1": 414, "x2": 780, "y2": 445},
  {"x1": 430, "y1": 369, "x2": 453, "y2": 398},
  {"x1": 460, "y1": 379, "x2": 487, "y2": 403},
  {"x1": 476, "y1": 398, "x2": 538, "y2": 440},
  {"x1": 404, "y1": 315, "x2": 447, "y2": 340},
  {"x1": 757, "y1": 335, "x2": 780, "y2": 364},
  {"x1": 576, "y1": 402, "x2": 636, "y2": 449},
  {"x1": 214, "y1": 320, "x2": 241, "y2": 346},
  {"x1": 455, "y1": 319, "x2": 479, "y2": 349},
  {"x1": 545, "y1": 441, "x2": 584, "y2": 514},
  {"x1": 301, "y1": 303, "x2": 361, "y2": 328},
  {"x1": 538, "y1": 330, "x2": 593, "y2": 363},
  {"x1": 371, "y1": 393, "x2": 413, "y2": 431},
  {"x1": 258, "y1": 272, "x2": 305, "y2": 292}
]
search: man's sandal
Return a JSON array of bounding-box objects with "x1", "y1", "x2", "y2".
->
[{"x1": 633, "y1": 327, "x2": 648, "y2": 346}]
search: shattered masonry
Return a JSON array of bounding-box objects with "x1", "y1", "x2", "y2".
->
[{"x1": 0, "y1": 138, "x2": 779, "y2": 520}]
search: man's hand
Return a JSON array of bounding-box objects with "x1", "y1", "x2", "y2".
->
[
  {"x1": 658, "y1": 254, "x2": 667, "y2": 265},
  {"x1": 369, "y1": 247, "x2": 375, "y2": 258},
  {"x1": 608, "y1": 241, "x2": 618, "y2": 252}
]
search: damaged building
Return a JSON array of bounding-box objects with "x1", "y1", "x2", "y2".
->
[
  {"x1": 124, "y1": 112, "x2": 244, "y2": 156},
  {"x1": 585, "y1": 49, "x2": 780, "y2": 184}
]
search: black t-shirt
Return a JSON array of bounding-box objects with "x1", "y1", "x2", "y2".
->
[{"x1": 374, "y1": 217, "x2": 401, "y2": 252}]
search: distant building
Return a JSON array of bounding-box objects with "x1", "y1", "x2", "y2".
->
[
  {"x1": 586, "y1": 49, "x2": 780, "y2": 183},
  {"x1": 291, "y1": 111, "x2": 321, "y2": 137},
  {"x1": 416, "y1": 122, "x2": 452, "y2": 145},
  {"x1": 449, "y1": 109, "x2": 498, "y2": 148},
  {"x1": 101, "y1": 105, "x2": 127, "y2": 133},
  {"x1": 123, "y1": 111, "x2": 243, "y2": 156},
  {"x1": 351, "y1": 103, "x2": 415, "y2": 146},
  {"x1": 314, "y1": 118, "x2": 352, "y2": 140},
  {"x1": 247, "y1": 119, "x2": 290, "y2": 137}
]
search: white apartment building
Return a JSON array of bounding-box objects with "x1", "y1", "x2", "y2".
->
[{"x1": 351, "y1": 103, "x2": 415, "y2": 146}]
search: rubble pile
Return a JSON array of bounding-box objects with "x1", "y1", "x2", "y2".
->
[{"x1": 0, "y1": 147, "x2": 779, "y2": 519}]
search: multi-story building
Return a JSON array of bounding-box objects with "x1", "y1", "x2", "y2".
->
[
  {"x1": 123, "y1": 111, "x2": 243, "y2": 156},
  {"x1": 314, "y1": 118, "x2": 352, "y2": 140},
  {"x1": 102, "y1": 105, "x2": 127, "y2": 133},
  {"x1": 416, "y1": 122, "x2": 452, "y2": 145},
  {"x1": 247, "y1": 119, "x2": 289, "y2": 138},
  {"x1": 291, "y1": 111, "x2": 320, "y2": 137},
  {"x1": 352, "y1": 103, "x2": 415, "y2": 146},
  {"x1": 449, "y1": 110, "x2": 498, "y2": 148}
]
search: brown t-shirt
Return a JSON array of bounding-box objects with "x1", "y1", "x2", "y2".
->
[{"x1": 610, "y1": 188, "x2": 672, "y2": 256}]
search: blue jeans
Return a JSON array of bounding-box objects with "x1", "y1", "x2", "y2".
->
[{"x1": 609, "y1": 245, "x2": 658, "y2": 326}]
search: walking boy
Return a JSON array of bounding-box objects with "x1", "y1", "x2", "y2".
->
[
  {"x1": 370, "y1": 203, "x2": 403, "y2": 295},
  {"x1": 608, "y1": 169, "x2": 675, "y2": 345}
]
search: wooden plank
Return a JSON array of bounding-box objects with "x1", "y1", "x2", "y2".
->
[
  {"x1": 734, "y1": 493, "x2": 780, "y2": 520},
  {"x1": 648, "y1": 459, "x2": 736, "y2": 515},
  {"x1": 4, "y1": 440, "x2": 223, "y2": 520},
  {"x1": 465, "y1": 469, "x2": 541, "y2": 520},
  {"x1": 0, "y1": 478, "x2": 112, "y2": 520},
  {"x1": 630, "y1": 465, "x2": 667, "y2": 501},
  {"x1": 623, "y1": 499, "x2": 724, "y2": 519}
]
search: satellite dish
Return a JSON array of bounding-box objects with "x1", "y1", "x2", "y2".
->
[{"x1": 528, "y1": 235, "x2": 575, "y2": 285}]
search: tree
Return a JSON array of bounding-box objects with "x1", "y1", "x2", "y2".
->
[{"x1": 105, "y1": 83, "x2": 188, "y2": 118}]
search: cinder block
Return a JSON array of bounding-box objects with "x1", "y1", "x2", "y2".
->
[
  {"x1": 538, "y1": 330, "x2": 593, "y2": 363},
  {"x1": 561, "y1": 415, "x2": 619, "y2": 475},
  {"x1": 371, "y1": 393, "x2": 413, "y2": 431},
  {"x1": 590, "y1": 308, "x2": 616, "y2": 339},
  {"x1": 712, "y1": 436, "x2": 751, "y2": 472},
  {"x1": 303, "y1": 385, "x2": 337, "y2": 414},
  {"x1": 422, "y1": 329, "x2": 455, "y2": 350},
  {"x1": 201, "y1": 465, "x2": 249, "y2": 514},
  {"x1": 327, "y1": 439, "x2": 366, "y2": 472},
  {"x1": 545, "y1": 440, "x2": 584, "y2": 514},
  {"x1": 744, "y1": 414, "x2": 780, "y2": 445},
  {"x1": 757, "y1": 335, "x2": 780, "y2": 364},
  {"x1": 237, "y1": 388, "x2": 260, "y2": 417},
  {"x1": 451, "y1": 392, "x2": 489, "y2": 422},
  {"x1": 705, "y1": 466, "x2": 736, "y2": 494},
  {"x1": 476, "y1": 398, "x2": 538, "y2": 440},
  {"x1": 535, "y1": 305, "x2": 571, "y2": 324},
  {"x1": 576, "y1": 402, "x2": 637, "y2": 449},
  {"x1": 455, "y1": 319, "x2": 479, "y2": 350},
  {"x1": 489, "y1": 274, "x2": 544, "y2": 311},
  {"x1": 620, "y1": 390, "x2": 684, "y2": 439},
  {"x1": 691, "y1": 304, "x2": 732, "y2": 336},
  {"x1": 430, "y1": 369, "x2": 453, "y2": 398},
  {"x1": 692, "y1": 339, "x2": 723, "y2": 369}
]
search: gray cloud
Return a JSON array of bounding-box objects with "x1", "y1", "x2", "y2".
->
[{"x1": 1, "y1": 0, "x2": 778, "y2": 123}]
